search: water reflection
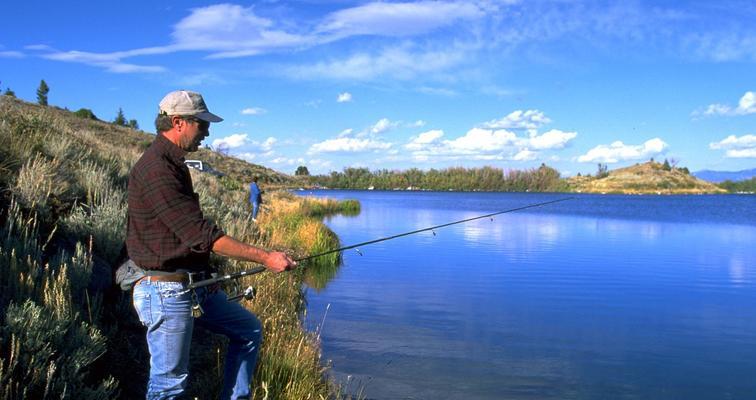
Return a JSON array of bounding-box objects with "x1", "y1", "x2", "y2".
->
[
  {"x1": 728, "y1": 257, "x2": 747, "y2": 286},
  {"x1": 300, "y1": 191, "x2": 756, "y2": 400}
]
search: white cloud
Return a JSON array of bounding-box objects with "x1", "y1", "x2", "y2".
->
[
  {"x1": 308, "y1": 158, "x2": 333, "y2": 167},
  {"x1": 261, "y1": 137, "x2": 277, "y2": 151},
  {"x1": 409, "y1": 120, "x2": 426, "y2": 128},
  {"x1": 702, "y1": 103, "x2": 733, "y2": 116},
  {"x1": 443, "y1": 128, "x2": 518, "y2": 153},
  {"x1": 29, "y1": 0, "x2": 482, "y2": 73},
  {"x1": 24, "y1": 44, "x2": 54, "y2": 51},
  {"x1": 0, "y1": 51, "x2": 24, "y2": 58},
  {"x1": 370, "y1": 118, "x2": 399, "y2": 134},
  {"x1": 173, "y1": 4, "x2": 310, "y2": 59},
  {"x1": 698, "y1": 91, "x2": 756, "y2": 117},
  {"x1": 527, "y1": 129, "x2": 577, "y2": 150},
  {"x1": 481, "y1": 110, "x2": 552, "y2": 132},
  {"x1": 270, "y1": 157, "x2": 307, "y2": 165},
  {"x1": 27, "y1": 4, "x2": 308, "y2": 72},
  {"x1": 338, "y1": 128, "x2": 354, "y2": 137},
  {"x1": 709, "y1": 134, "x2": 756, "y2": 158},
  {"x1": 403, "y1": 111, "x2": 576, "y2": 163},
  {"x1": 213, "y1": 134, "x2": 277, "y2": 152},
  {"x1": 724, "y1": 149, "x2": 756, "y2": 158},
  {"x1": 513, "y1": 149, "x2": 538, "y2": 161},
  {"x1": 686, "y1": 31, "x2": 756, "y2": 63},
  {"x1": 739, "y1": 91, "x2": 756, "y2": 113},
  {"x1": 337, "y1": 92, "x2": 353, "y2": 103},
  {"x1": 236, "y1": 152, "x2": 256, "y2": 162},
  {"x1": 417, "y1": 87, "x2": 458, "y2": 96},
  {"x1": 175, "y1": 72, "x2": 227, "y2": 86},
  {"x1": 405, "y1": 129, "x2": 444, "y2": 150},
  {"x1": 40, "y1": 49, "x2": 167, "y2": 73},
  {"x1": 481, "y1": 86, "x2": 517, "y2": 97},
  {"x1": 241, "y1": 107, "x2": 266, "y2": 115},
  {"x1": 212, "y1": 133, "x2": 249, "y2": 149},
  {"x1": 308, "y1": 137, "x2": 392, "y2": 154},
  {"x1": 577, "y1": 138, "x2": 668, "y2": 163},
  {"x1": 283, "y1": 45, "x2": 468, "y2": 81},
  {"x1": 317, "y1": 1, "x2": 484, "y2": 39},
  {"x1": 415, "y1": 129, "x2": 444, "y2": 144},
  {"x1": 28, "y1": 1, "x2": 756, "y2": 81},
  {"x1": 305, "y1": 99, "x2": 322, "y2": 108}
]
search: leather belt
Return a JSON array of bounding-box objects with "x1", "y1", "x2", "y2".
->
[{"x1": 137, "y1": 272, "x2": 189, "y2": 284}]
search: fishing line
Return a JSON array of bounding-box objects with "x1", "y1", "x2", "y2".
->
[
  {"x1": 186, "y1": 196, "x2": 573, "y2": 291},
  {"x1": 296, "y1": 196, "x2": 573, "y2": 263}
]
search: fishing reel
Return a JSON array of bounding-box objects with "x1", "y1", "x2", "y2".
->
[{"x1": 227, "y1": 279, "x2": 257, "y2": 302}]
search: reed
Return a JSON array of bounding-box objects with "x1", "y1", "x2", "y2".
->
[{"x1": 300, "y1": 197, "x2": 361, "y2": 218}]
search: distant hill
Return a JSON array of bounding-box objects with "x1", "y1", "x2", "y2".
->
[
  {"x1": 692, "y1": 168, "x2": 756, "y2": 183},
  {"x1": 567, "y1": 161, "x2": 726, "y2": 194}
]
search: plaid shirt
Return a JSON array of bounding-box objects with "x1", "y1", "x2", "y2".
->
[{"x1": 126, "y1": 134, "x2": 224, "y2": 271}]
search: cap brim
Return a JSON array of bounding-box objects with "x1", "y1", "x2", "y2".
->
[{"x1": 195, "y1": 111, "x2": 223, "y2": 123}]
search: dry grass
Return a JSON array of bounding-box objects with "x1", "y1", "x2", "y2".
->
[
  {"x1": 568, "y1": 161, "x2": 727, "y2": 194},
  {"x1": 0, "y1": 96, "x2": 359, "y2": 399}
]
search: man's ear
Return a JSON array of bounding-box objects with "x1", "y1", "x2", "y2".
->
[{"x1": 171, "y1": 116, "x2": 183, "y2": 131}]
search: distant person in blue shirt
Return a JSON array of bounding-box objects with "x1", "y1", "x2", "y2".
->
[{"x1": 249, "y1": 177, "x2": 263, "y2": 222}]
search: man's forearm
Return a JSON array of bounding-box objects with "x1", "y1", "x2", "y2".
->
[{"x1": 212, "y1": 235, "x2": 271, "y2": 265}]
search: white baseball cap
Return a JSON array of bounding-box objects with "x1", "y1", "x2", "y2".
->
[{"x1": 159, "y1": 90, "x2": 223, "y2": 122}]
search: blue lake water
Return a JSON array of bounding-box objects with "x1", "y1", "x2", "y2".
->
[{"x1": 298, "y1": 191, "x2": 756, "y2": 400}]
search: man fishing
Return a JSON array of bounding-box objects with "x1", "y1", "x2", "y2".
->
[{"x1": 126, "y1": 90, "x2": 296, "y2": 399}]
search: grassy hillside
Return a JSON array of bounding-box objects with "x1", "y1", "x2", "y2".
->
[
  {"x1": 0, "y1": 95, "x2": 356, "y2": 399},
  {"x1": 193, "y1": 147, "x2": 293, "y2": 188},
  {"x1": 567, "y1": 161, "x2": 727, "y2": 194}
]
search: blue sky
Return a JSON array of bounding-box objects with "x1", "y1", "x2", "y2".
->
[{"x1": 2, "y1": 1, "x2": 755, "y2": 176}]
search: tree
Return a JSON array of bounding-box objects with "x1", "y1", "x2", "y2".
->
[
  {"x1": 295, "y1": 165, "x2": 310, "y2": 176},
  {"x1": 3, "y1": 88, "x2": 15, "y2": 97},
  {"x1": 597, "y1": 163, "x2": 609, "y2": 178},
  {"x1": 216, "y1": 142, "x2": 229, "y2": 156},
  {"x1": 74, "y1": 108, "x2": 98, "y2": 120},
  {"x1": 662, "y1": 159, "x2": 672, "y2": 171},
  {"x1": 37, "y1": 79, "x2": 49, "y2": 106},
  {"x1": 128, "y1": 119, "x2": 139, "y2": 130},
  {"x1": 113, "y1": 108, "x2": 127, "y2": 126}
]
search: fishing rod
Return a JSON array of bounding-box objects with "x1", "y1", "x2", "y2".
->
[{"x1": 187, "y1": 196, "x2": 573, "y2": 296}]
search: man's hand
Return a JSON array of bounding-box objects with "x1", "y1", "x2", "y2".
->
[
  {"x1": 212, "y1": 235, "x2": 297, "y2": 272},
  {"x1": 265, "y1": 251, "x2": 297, "y2": 273}
]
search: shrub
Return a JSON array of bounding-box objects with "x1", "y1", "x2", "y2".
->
[
  {"x1": 74, "y1": 108, "x2": 98, "y2": 120},
  {"x1": 13, "y1": 154, "x2": 69, "y2": 219},
  {"x1": 0, "y1": 201, "x2": 117, "y2": 399}
]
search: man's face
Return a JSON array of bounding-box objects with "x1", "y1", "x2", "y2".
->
[{"x1": 177, "y1": 117, "x2": 210, "y2": 152}]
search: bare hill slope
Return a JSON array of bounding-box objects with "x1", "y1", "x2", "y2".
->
[
  {"x1": 568, "y1": 161, "x2": 726, "y2": 194},
  {"x1": 1, "y1": 96, "x2": 293, "y2": 187}
]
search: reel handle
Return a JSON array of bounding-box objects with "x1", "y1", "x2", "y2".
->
[{"x1": 228, "y1": 286, "x2": 256, "y2": 302}]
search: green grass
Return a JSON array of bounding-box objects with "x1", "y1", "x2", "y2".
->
[{"x1": 300, "y1": 197, "x2": 361, "y2": 218}]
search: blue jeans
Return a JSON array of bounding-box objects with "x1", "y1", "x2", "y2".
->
[
  {"x1": 252, "y1": 202, "x2": 260, "y2": 219},
  {"x1": 132, "y1": 279, "x2": 262, "y2": 400}
]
